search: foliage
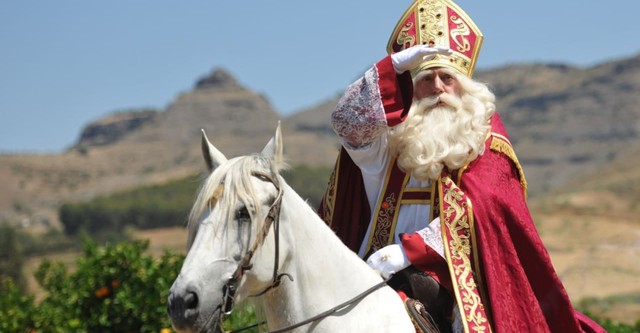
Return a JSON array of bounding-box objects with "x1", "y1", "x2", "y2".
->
[
  {"x1": 0, "y1": 225, "x2": 26, "y2": 291},
  {"x1": 0, "y1": 237, "x2": 263, "y2": 333},
  {"x1": 0, "y1": 278, "x2": 36, "y2": 333},
  {"x1": 578, "y1": 299, "x2": 640, "y2": 333},
  {"x1": 28, "y1": 239, "x2": 183, "y2": 333},
  {"x1": 584, "y1": 312, "x2": 640, "y2": 333},
  {"x1": 59, "y1": 177, "x2": 201, "y2": 236},
  {"x1": 17, "y1": 228, "x2": 78, "y2": 257},
  {"x1": 58, "y1": 164, "x2": 332, "y2": 237},
  {"x1": 280, "y1": 164, "x2": 332, "y2": 209},
  {"x1": 223, "y1": 302, "x2": 262, "y2": 333},
  {"x1": 600, "y1": 320, "x2": 640, "y2": 333}
]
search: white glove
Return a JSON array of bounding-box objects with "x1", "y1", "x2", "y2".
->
[
  {"x1": 366, "y1": 243, "x2": 411, "y2": 279},
  {"x1": 391, "y1": 45, "x2": 453, "y2": 74}
]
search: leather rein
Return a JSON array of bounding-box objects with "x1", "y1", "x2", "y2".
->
[{"x1": 211, "y1": 170, "x2": 388, "y2": 333}]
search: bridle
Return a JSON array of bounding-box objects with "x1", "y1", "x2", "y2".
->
[
  {"x1": 206, "y1": 169, "x2": 389, "y2": 333},
  {"x1": 220, "y1": 170, "x2": 292, "y2": 317}
]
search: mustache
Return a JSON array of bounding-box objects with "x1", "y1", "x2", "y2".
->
[{"x1": 417, "y1": 93, "x2": 462, "y2": 110}]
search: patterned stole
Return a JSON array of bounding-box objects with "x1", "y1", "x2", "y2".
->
[{"x1": 439, "y1": 172, "x2": 492, "y2": 333}]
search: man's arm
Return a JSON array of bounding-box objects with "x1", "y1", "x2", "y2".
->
[{"x1": 331, "y1": 56, "x2": 414, "y2": 149}]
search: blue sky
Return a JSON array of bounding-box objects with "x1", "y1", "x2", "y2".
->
[{"x1": 1, "y1": 1, "x2": 638, "y2": 153}]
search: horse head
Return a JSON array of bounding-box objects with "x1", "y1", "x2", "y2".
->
[{"x1": 168, "y1": 124, "x2": 288, "y2": 333}]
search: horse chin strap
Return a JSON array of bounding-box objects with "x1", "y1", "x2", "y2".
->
[{"x1": 221, "y1": 171, "x2": 293, "y2": 316}]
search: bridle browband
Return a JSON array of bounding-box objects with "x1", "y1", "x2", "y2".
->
[{"x1": 206, "y1": 169, "x2": 389, "y2": 333}]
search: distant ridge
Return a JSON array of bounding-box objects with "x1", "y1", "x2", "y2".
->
[{"x1": 2, "y1": 54, "x2": 640, "y2": 222}]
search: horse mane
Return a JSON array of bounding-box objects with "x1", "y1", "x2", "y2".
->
[{"x1": 187, "y1": 154, "x2": 276, "y2": 249}]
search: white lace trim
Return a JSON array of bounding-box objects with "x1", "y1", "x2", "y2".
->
[
  {"x1": 331, "y1": 66, "x2": 387, "y2": 149},
  {"x1": 416, "y1": 217, "x2": 445, "y2": 259}
]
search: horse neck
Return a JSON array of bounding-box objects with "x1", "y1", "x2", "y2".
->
[{"x1": 259, "y1": 183, "x2": 388, "y2": 328}]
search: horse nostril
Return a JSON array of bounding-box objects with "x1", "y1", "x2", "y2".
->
[
  {"x1": 185, "y1": 291, "x2": 199, "y2": 309},
  {"x1": 167, "y1": 290, "x2": 200, "y2": 328}
]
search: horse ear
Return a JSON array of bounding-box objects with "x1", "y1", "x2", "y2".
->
[
  {"x1": 261, "y1": 122, "x2": 284, "y2": 170},
  {"x1": 201, "y1": 129, "x2": 227, "y2": 172}
]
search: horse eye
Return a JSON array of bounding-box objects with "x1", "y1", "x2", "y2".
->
[{"x1": 235, "y1": 207, "x2": 251, "y2": 223}]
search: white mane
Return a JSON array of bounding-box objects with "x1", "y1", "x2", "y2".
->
[{"x1": 187, "y1": 154, "x2": 275, "y2": 249}]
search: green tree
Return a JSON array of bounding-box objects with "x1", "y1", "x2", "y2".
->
[{"x1": 0, "y1": 225, "x2": 26, "y2": 291}]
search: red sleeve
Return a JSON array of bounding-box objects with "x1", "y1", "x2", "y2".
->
[{"x1": 374, "y1": 56, "x2": 414, "y2": 127}]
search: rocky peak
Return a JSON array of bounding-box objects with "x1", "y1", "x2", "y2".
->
[
  {"x1": 76, "y1": 109, "x2": 157, "y2": 147},
  {"x1": 195, "y1": 68, "x2": 239, "y2": 90}
]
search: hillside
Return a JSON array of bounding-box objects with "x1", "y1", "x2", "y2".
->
[
  {"x1": 0, "y1": 68, "x2": 340, "y2": 229},
  {"x1": 2, "y1": 53, "x2": 639, "y2": 229},
  {"x1": 1, "y1": 54, "x2": 639, "y2": 221}
]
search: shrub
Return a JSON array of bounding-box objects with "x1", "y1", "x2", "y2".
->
[
  {"x1": 0, "y1": 278, "x2": 36, "y2": 333},
  {"x1": 30, "y1": 239, "x2": 183, "y2": 333},
  {"x1": 0, "y1": 238, "x2": 259, "y2": 333}
]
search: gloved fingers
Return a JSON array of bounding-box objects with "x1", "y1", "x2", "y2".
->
[
  {"x1": 416, "y1": 45, "x2": 453, "y2": 61},
  {"x1": 391, "y1": 44, "x2": 453, "y2": 73},
  {"x1": 366, "y1": 244, "x2": 411, "y2": 279},
  {"x1": 366, "y1": 256, "x2": 395, "y2": 279},
  {"x1": 427, "y1": 45, "x2": 453, "y2": 54}
]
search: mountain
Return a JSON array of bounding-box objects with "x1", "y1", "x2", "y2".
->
[
  {"x1": 0, "y1": 68, "x2": 341, "y2": 228},
  {"x1": 3, "y1": 55, "x2": 640, "y2": 225}
]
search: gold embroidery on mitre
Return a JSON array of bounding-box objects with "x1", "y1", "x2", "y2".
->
[
  {"x1": 450, "y1": 15, "x2": 471, "y2": 53},
  {"x1": 440, "y1": 176, "x2": 492, "y2": 333},
  {"x1": 418, "y1": 0, "x2": 447, "y2": 47},
  {"x1": 397, "y1": 22, "x2": 416, "y2": 49}
]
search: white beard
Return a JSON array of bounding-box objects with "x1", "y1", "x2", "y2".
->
[{"x1": 388, "y1": 91, "x2": 492, "y2": 181}]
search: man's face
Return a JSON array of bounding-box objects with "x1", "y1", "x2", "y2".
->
[{"x1": 413, "y1": 68, "x2": 462, "y2": 103}]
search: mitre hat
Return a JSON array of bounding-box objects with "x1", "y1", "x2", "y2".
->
[{"x1": 387, "y1": 0, "x2": 483, "y2": 77}]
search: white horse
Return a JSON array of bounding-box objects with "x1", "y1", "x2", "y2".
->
[{"x1": 167, "y1": 124, "x2": 414, "y2": 333}]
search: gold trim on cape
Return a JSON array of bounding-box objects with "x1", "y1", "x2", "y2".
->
[
  {"x1": 489, "y1": 133, "x2": 528, "y2": 198},
  {"x1": 439, "y1": 175, "x2": 492, "y2": 333}
]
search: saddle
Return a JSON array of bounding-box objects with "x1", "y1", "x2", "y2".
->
[
  {"x1": 404, "y1": 297, "x2": 441, "y2": 333},
  {"x1": 388, "y1": 266, "x2": 454, "y2": 333}
]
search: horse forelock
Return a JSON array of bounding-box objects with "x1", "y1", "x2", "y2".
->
[{"x1": 187, "y1": 154, "x2": 276, "y2": 249}]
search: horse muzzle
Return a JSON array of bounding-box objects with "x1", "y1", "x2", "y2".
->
[{"x1": 167, "y1": 282, "x2": 223, "y2": 333}]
